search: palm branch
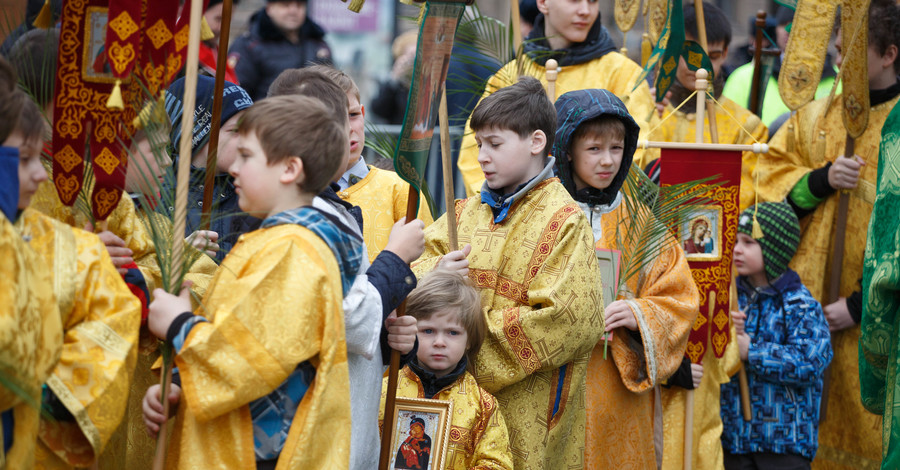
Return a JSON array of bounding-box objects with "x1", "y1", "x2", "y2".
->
[{"x1": 615, "y1": 165, "x2": 719, "y2": 296}]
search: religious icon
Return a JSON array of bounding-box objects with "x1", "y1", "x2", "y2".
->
[
  {"x1": 82, "y1": 7, "x2": 116, "y2": 83},
  {"x1": 387, "y1": 398, "x2": 452, "y2": 470},
  {"x1": 681, "y1": 206, "x2": 722, "y2": 261}
]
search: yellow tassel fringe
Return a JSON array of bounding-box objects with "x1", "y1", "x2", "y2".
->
[
  {"x1": 200, "y1": 16, "x2": 215, "y2": 41},
  {"x1": 106, "y1": 80, "x2": 124, "y2": 110},
  {"x1": 33, "y1": 0, "x2": 53, "y2": 29}
]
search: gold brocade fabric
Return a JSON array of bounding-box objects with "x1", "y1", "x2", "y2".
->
[
  {"x1": 661, "y1": 329, "x2": 741, "y2": 470},
  {"x1": 584, "y1": 202, "x2": 699, "y2": 469},
  {"x1": 379, "y1": 367, "x2": 514, "y2": 470},
  {"x1": 757, "y1": 94, "x2": 900, "y2": 470},
  {"x1": 412, "y1": 179, "x2": 605, "y2": 470},
  {"x1": 456, "y1": 53, "x2": 658, "y2": 197},
  {"x1": 336, "y1": 166, "x2": 434, "y2": 262},
  {"x1": 29, "y1": 182, "x2": 217, "y2": 299},
  {"x1": 0, "y1": 216, "x2": 62, "y2": 470},
  {"x1": 165, "y1": 225, "x2": 350, "y2": 470},
  {"x1": 778, "y1": 0, "x2": 839, "y2": 111},
  {"x1": 15, "y1": 209, "x2": 140, "y2": 469},
  {"x1": 648, "y1": 96, "x2": 769, "y2": 210}
]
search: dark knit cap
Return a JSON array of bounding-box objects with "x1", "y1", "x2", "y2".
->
[
  {"x1": 737, "y1": 201, "x2": 801, "y2": 280},
  {"x1": 164, "y1": 75, "x2": 253, "y2": 159}
]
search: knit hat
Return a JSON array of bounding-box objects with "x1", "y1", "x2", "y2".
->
[
  {"x1": 164, "y1": 75, "x2": 253, "y2": 159},
  {"x1": 737, "y1": 201, "x2": 801, "y2": 280}
]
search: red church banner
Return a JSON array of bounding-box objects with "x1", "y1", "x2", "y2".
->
[{"x1": 660, "y1": 148, "x2": 742, "y2": 362}]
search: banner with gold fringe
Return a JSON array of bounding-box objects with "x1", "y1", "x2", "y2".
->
[{"x1": 660, "y1": 148, "x2": 742, "y2": 361}]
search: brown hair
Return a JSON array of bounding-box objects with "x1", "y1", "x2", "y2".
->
[
  {"x1": 571, "y1": 115, "x2": 626, "y2": 151},
  {"x1": 8, "y1": 28, "x2": 60, "y2": 109},
  {"x1": 267, "y1": 67, "x2": 349, "y2": 128},
  {"x1": 16, "y1": 94, "x2": 49, "y2": 146},
  {"x1": 237, "y1": 96, "x2": 347, "y2": 194},
  {"x1": 0, "y1": 58, "x2": 25, "y2": 143},
  {"x1": 868, "y1": 0, "x2": 900, "y2": 73},
  {"x1": 469, "y1": 76, "x2": 556, "y2": 158},
  {"x1": 304, "y1": 64, "x2": 361, "y2": 102},
  {"x1": 405, "y1": 270, "x2": 487, "y2": 367}
]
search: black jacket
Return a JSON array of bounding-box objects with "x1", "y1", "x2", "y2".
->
[{"x1": 227, "y1": 8, "x2": 332, "y2": 100}]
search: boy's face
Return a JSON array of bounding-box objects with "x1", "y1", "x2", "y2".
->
[
  {"x1": 416, "y1": 310, "x2": 468, "y2": 379},
  {"x1": 570, "y1": 131, "x2": 624, "y2": 191},
  {"x1": 217, "y1": 112, "x2": 243, "y2": 174},
  {"x1": 537, "y1": 0, "x2": 599, "y2": 50},
  {"x1": 345, "y1": 92, "x2": 365, "y2": 173},
  {"x1": 676, "y1": 36, "x2": 728, "y2": 89},
  {"x1": 733, "y1": 232, "x2": 766, "y2": 279},
  {"x1": 5, "y1": 130, "x2": 47, "y2": 209},
  {"x1": 230, "y1": 131, "x2": 287, "y2": 216},
  {"x1": 475, "y1": 127, "x2": 547, "y2": 195},
  {"x1": 126, "y1": 133, "x2": 172, "y2": 196},
  {"x1": 265, "y1": 1, "x2": 307, "y2": 33},
  {"x1": 835, "y1": 29, "x2": 897, "y2": 86}
]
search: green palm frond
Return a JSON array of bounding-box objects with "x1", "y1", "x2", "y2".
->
[{"x1": 616, "y1": 166, "x2": 719, "y2": 294}]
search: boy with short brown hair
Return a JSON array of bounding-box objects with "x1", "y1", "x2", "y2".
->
[
  {"x1": 414, "y1": 76, "x2": 604, "y2": 470},
  {"x1": 147, "y1": 95, "x2": 355, "y2": 470}
]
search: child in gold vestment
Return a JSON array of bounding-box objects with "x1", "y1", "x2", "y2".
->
[{"x1": 413, "y1": 77, "x2": 604, "y2": 470}]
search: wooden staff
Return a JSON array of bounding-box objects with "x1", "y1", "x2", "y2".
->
[
  {"x1": 378, "y1": 189, "x2": 420, "y2": 470},
  {"x1": 693, "y1": 1, "x2": 719, "y2": 146},
  {"x1": 200, "y1": 0, "x2": 234, "y2": 230},
  {"x1": 439, "y1": 88, "x2": 458, "y2": 251},
  {"x1": 730, "y1": 275, "x2": 752, "y2": 421},
  {"x1": 748, "y1": 11, "x2": 767, "y2": 116},
  {"x1": 510, "y1": 0, "x2": 522, "y2": 54},
  {"x1": 152, "y1": 1, "x2": 204, "y2": 468},
  {"x1": 545, "y1": 58, "x2": 558, "y2": 102},
  {"x1": 638, "y1": 140, "x2": 768, "y2": 153}
]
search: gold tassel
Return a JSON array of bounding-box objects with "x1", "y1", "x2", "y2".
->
[
  {"x1": 106, "y1": 80, "x2": 124, "y2": 110},
  {"x1": 786, "y1": 124, "x2": 795, "y2": 154},
  {"x1": 641, "y1": 33, "x2": 652, "y2": 67},
  {"x1": 348, "y1": 0, "x2": 365, "y2": 13},
  {"x1": 32, "y1": 0, "x2": 53, "y2": 29},
  {"x1": 816, "y1": 130, "x2": 826, "y2": 160},
  {"x1": 752, "y1": 214, "x2": 764, "y2": 239},
  {"x1": 200, "y1": 16, "x2": 215, "y2": 41}
]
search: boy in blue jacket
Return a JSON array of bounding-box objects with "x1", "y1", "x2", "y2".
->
[{"x1": 723, "y1": 201, "x2": 833, "y2": 469}]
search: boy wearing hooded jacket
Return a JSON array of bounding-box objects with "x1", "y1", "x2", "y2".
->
[
  {"x1": 457, "y1": 0, "x2": 657, "y2": 197},
  {"x1": 553, "y1": 88, "x2": 700, "y2": 469}
]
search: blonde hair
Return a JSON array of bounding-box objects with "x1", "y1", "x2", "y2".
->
[
  {"x1": 406, "y1": 270, "x2": 487, "y2": 365},
  {"x1": 392, "y1": 30, "x2": 418, "y2": 60}
]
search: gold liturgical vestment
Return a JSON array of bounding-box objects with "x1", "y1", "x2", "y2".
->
[
  {"x1": 649, "y1": 96, "x2": 769, "y2": 210},
  {"x1": 413, "y1": 178, "x2": 605, "y2": 470},
  {"x1": 337, "y1": 166, "x2": 433, "y2": 262},
  {"x1": 165, "y1": 225, "x2": 350, "y2": 470},
  {"x1": 757, "y1": 94, "x2": 900, "y2": 470},
  {"x1": 380, "y1": 367, "x2": 514, "y2": 470},
  {"x1": 457, "y1": 53, "x2": 657, "y2": 196},
  {"x1": 583, "y1": 201, "x2": 699, "y2": 469},
  {"x1": 0, "y1": 215, "x2": 62, "y2": 470},
  {"x1": 15, "y1": 209, "x2": 140, "y2": 470},
  {"x1": 29, "y1": 181, "x2": 218, "y2": 469}
]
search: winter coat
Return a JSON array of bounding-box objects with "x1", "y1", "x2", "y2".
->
[
  {"x1": 720, "y1": 270, "x2": 832, "y2": 460},
  {"x1": 227, "y1": 8, "x2": 332, "y2": 100}
]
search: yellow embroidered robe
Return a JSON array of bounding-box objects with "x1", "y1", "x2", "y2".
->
[
  {"x1": 584, "y1": 200, "x2": 699, "y2": 469},
  {"x1": 0, "y1": 215, "x2": 62, "y2": 470},
  {"x1": 661, "y1": 329, "x2": 741, "y2": 470},
  {"x1": 756, "y1": 94, "x2": 900, "y2": 470},
  {"x1": 337, "y1": 165, "x2": 434, "y2": 262},
  {"x1": 15, "y1": 209, "x2": 140, "y2": 469},
  {"x1": 379, "y1": 367, "x2": 514, "y2": 470},
  {"x1": 165, "y1": 224, "x2": 350, "y2": 470},
  {"x1": 457, "y1": 52, "x2": 658, "y2": 196},
  {"x1": 29, "y1": 182, "x2": 217, "y2": 470},
  {"x1": 412, "y1": 178, "x2": 604, "y2": 470},
  {"x1": 648, "y1": 96, "x2": 769, "y2": 210}
]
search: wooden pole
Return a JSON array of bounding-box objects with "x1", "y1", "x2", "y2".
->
[
  {"x1": 153, "y1": 1, "x2": 204, "y2": 468},
  {"x1": 439, "y1": 89, "x2": 458, "y2": 251},
  {"x1": 200, "y1": 0, "x2": 234, "y2": 231},
  {"x1": 545, "y1": 58, "x2": 558, "y2": 102},
  {"x1": 692, "y1": 1, "x2": 719, "y2": 147},
  {"x1": 748, "y1": 11, "x2": 767, "y2": 116},
  {"x1": 379, "y1": 189, "x2": 420, "y2": 470},
  {"x1": 638, "y1": 140, "x2": 768, "y2": 153},
  {"x1": 510, "y1": 0, "x2": 522, "y2": 54},
  {"x1": 730, "y1": 275, "x2": 752, "y2": 421}
]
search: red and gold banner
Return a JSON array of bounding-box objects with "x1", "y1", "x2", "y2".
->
[
  {"x1": 660, "y1": 148, "x2": 742, "y2": 362},
  {"x1": 169, "y1": 0, "x2": 209, "y2": 83},
  {"x1": 105, "y1": 0, "x2": 141, "y2": 79},
  {"x1": 142, "y1": 0, "x2": 180, "y2": 95}
]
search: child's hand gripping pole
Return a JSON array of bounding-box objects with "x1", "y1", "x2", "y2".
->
[{"x1": 730, "y1": 276, "x2": 752, "y2": 421}]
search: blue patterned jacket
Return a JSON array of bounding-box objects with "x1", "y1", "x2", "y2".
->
[{"x1": 720, "y1": 269, "x2": 832, "y2": 460}]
